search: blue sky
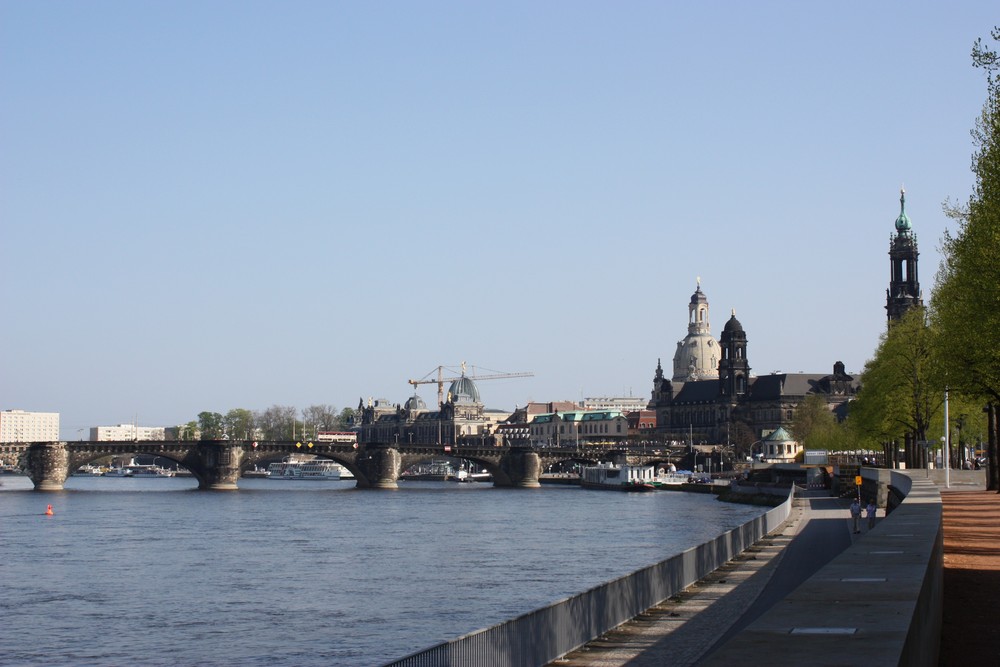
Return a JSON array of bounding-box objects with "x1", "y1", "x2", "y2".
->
[{"x1": 2, "y1": 2, "x2": 996, "y2": 439}]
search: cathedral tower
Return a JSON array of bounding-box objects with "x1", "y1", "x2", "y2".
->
[
  {"x1": 886, "y1": 187, "x2": 922, "y2": 322},
  {"x1": 718, "y1": 310, "x2": 750, "y2": 398}
]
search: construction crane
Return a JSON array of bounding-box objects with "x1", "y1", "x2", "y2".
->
[{"x1": 408, "y1": 362, "x2": 534, "y2": 406}]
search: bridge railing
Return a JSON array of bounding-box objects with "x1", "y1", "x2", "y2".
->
[{"x1": 381, "y1": 489, "x2": 794, "y2": 667}]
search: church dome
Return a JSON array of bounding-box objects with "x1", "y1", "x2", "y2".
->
[
  {"x1": 448, "y1": 375, "x2": 481, "y2": 404},
  {"x1": 672, "y1": 280, "x2": 720, "y2": 382},
  {"x1": 723, "y1": 312, "x2": 744, "y2": 333},
  {"x1": 895, "y1": 187, "x2": 911, "y2": 233},
  {"x1": 404, "y1": 394, "x2": 427, "y2": 412}
]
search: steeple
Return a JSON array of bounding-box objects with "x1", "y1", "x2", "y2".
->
[
  {"x1": 886, "y1": 187, "x2": 922, "y2": 322},
  {"x1": 718, "y1": 310, "x2": 750, "y2": 398}
]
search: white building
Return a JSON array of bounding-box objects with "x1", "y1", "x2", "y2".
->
[
  {"x1": 0, "y1": 409, "x2": 60, "y2": 443},
  {"x1": 90, "y1": 424, "x2": 166, "y2": 442},
  {"x1": 581, "y1": 397, "x2": 648, "y2": 413}
]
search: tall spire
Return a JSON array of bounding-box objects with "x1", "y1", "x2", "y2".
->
[{"x1": 895, "y1": 186, "x2": 912, "y2": 233}]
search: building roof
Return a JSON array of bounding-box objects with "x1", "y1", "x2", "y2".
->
[{"x1": 763, "y1": 426, "x2": 795, "y2": 442}]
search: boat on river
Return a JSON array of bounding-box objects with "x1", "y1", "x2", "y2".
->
[
  {"x1": 580, "y1": 462, "x2": 685, "y2": 491},
  {"x1": 267, "y1": 457, "x2": 348, "y2": 480}
]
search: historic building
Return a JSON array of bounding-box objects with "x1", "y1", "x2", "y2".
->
[
  {"x1": 672, "y1": 280, "x2": 720, "y2": 382},
  {"x1": 356, "y1": 375, "x2": 510, "y2": 446},
  {"x1": 886, "y1": 187, "x2": 923, "y2": 322},
  {"x1": 648, "y1": 303, "x2": 859, "y2": 446}
]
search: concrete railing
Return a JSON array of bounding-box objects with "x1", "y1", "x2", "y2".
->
[
  {"x1": 700, "y1": 470, "x2": 942, "y2": 667},
  {"x1": 383, "y1": 490, "x2": 794, "y2": 667}
]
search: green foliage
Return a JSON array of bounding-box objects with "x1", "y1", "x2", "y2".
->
[
  {"x1": 852, "y1": 307, "x2": 942, "y2": 445},
  {"x1": 932, "y1": 28, "x2": 1000, "y2": 405},
  {"x1": 197, "y1": 411, "x2": 225, "y2": 440},
  {"x1": 791, "y1": 394, "x2": 837, "y2": 449},
  {"x1": 224, "y1": 408, "x2": 255, "y2": 440}
]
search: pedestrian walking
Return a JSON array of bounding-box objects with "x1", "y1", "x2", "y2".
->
[
  {"x1": 866, "y1": 499, "x2": 877, "y2": 529},
  {"x1": 850, "y1": 498, "x2": 862, "y2": 534}
]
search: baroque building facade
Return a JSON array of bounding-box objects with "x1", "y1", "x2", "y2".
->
[{"x1": 648, "y1": 295, "x2": 859, "y2": 446}]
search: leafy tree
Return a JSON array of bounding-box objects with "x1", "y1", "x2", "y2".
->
[
  {"x1": 851, "y1": 307, "x2": 941, "y2": 468},
  {"x1": 179, "y1": 421, "x2": 199, "y2": 441},
  {"x1": 224, "y1": 408, "x2": 255, "y2": 441},
  {"x1": 932, "y1": 27, "x2": 1000, "y2": 489},
  {"x1": 790, "y1": 394, "x2": 838, "y2": 450},
  {"x1": 197, "y1": 411, "x2": 226, "y2": 440}
]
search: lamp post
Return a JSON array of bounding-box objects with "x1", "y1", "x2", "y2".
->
[{"x1": 944, "y1": 387, "x2": 951, "y2": 489}]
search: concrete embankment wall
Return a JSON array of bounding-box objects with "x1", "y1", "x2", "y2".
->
[
  {"x1": 700, "y1": 471, "x2": 943, "y2": 667},
  {"x1": 384, "y1": 490, "x2": 794, "y2": 667}
]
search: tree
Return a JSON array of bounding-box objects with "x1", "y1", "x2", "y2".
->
[
  {"x1": 850, "y1": 307, "x2": 942, "y2": 469},
  {"x1": 253, "y1": 405, "x2": 297, "y2": 441},
  {"x1": 224, "y1": 408, "x2": 255, "y2": 441},
  {"x1": 197, "y1": 411, "x2": 226, "y2": 440},
  {"x1": 932, "y1": 28, "x2": 1000, "y2": 489},
  {"x1": 790, "y1": 394, "x2": 838, "y2": 450},
  {"x1": 179, "y1": 421, "x2": 199, "y2": 441},
  {"x1": 335, "y1": 407, "x2": 357, "y2": 430},
  {"x1": 301, "y1": 404, "x2": 338, "y2": 438}
]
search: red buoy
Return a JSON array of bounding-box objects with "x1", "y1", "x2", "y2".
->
[{"x1": 45, "y1": 504, "x2": 54, "y2": 516}]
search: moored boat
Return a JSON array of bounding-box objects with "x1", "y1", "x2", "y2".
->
[{"x1": 580, "y1": 462, "x2": 661, "y2": 491}]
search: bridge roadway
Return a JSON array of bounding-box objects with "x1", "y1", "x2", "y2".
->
[{"x1": 0, "y1": 440, "x2": 659, "y2": 492}]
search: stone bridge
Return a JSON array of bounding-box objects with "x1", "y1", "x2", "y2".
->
[{"x1": 0, "y1": 440, "x2": 661, "y2": 491}]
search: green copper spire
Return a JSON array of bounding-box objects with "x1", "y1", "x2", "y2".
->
[{"x1": 895, "y1": 186, "x2": 911, "y2": 233}]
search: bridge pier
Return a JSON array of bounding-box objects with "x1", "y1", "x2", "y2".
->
[
  {"x1": 25, "y1": 442, "x2": 70, "y2": 491},
  {"x1": 195, "y1": 442, "x2": 244, "y2": 490},
  {"x1": 500, "y1": 448, "x2": 542, "y2": 488},
  {"x1": 356, "y1": 446, "x2": 401, "y2": 489}
]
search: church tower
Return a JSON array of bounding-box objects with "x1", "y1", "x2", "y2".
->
[
  {"x1": 886, "y1": 187, "x2": 922, "y2": 322},
  {"x1": 671, "y1": 279, "x2": 721, "y2": 382},
  {"x1": 718, "y1": 310, "x2": 750, "y2": 398}
]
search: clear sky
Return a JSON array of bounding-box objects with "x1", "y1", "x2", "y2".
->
[{"x1": 2, "y1": 2, "x2": 996, "y2": 439}]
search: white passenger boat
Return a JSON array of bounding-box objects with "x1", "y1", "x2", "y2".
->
[
  {"x1": 72, "y1": 464, "x2": 105, "y2": 476},
  {"x1": 580, "y1": 462, "x2": 663, "y2": 491},
  {"x1": 267, "y1": 457, "x2": 348, "y2": 480}
]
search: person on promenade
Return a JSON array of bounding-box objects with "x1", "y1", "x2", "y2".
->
[
  {"x1": 850, "y1": 498, "x2": 862, "y2": 534},
  {"x1": 866, "y1": 499, "x2": 877, "y2": 530}
]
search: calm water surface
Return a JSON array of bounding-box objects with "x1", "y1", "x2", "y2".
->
[{"x1": 0, "y1": 476, "x2": 765, "y2": 666}]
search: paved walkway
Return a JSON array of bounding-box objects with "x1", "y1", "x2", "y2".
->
[
  {"x1": 549, "y1": 491, "x2": 861, "y2": 667},
  {"x1": 938, "y1": 487, "x2": 1000, "y2": 666},
  {"x1": 552, "y1": 482, "x2": 1000, "y2": 667}
]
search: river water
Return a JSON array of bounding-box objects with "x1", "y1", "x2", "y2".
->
[{"x1": 0, "y1": 476, "x2": 764, "y2": 666}]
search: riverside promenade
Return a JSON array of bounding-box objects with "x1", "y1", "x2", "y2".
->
[{"x1": 553, "y1": 479, "x2": 998, "y2": 667}]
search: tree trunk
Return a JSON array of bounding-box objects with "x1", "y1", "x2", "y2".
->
[{"x1": 988, "y1": 403, "x2": 998, "y2": 492}]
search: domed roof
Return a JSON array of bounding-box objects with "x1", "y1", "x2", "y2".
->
[
  {"x1": 448, "y1": 375, "x2": 481, "y2": 404},
  {"x1": 690, "y1": 285, "x2": 708, "y2": 305},
  {"x1": 723, "y1": 310, "x2": 744, "y2": 333},
  {"x1": 895, "y1": 187, "x2": 911, "y2": 233},
  {"x1": 404, "y1": 394, "x2": 427, "y2": 412}
]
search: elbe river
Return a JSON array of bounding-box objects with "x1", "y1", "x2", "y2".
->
[{"x1": 0, "y1": 476, "x2": 765, "y2": 666}]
